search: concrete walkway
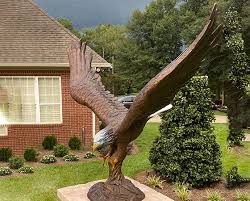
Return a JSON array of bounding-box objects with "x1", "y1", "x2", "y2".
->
[
  {"x1": 214, "y1": 115, "x2": 228, "y2": 123},
  {"x1": 148, "y1": 115, "x2": 228, "y2": 124}
]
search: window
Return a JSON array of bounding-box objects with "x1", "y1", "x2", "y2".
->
[{"x1": 0, "y1": 76, "x2": 62, "y2": 124}]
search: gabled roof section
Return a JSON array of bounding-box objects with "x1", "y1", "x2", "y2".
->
[{"x1": 0, "y1": 0, "x2": 110, "y2": 68}]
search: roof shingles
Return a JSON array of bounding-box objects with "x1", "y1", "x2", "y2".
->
[{"x1": 0, "y1": 0, "x2": 108, "y2": 66}]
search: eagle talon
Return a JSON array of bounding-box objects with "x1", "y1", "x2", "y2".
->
[{"x1": 107, "y1": 157, "x2": 118, "y2": 169}]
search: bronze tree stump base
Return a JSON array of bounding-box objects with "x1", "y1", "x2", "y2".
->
[
  {"x1": 57, "y1": 177, "x2": 174, "y2": 201},
  {"x1": 87, "y1": 178, "x2": 145, "y2": 201}
]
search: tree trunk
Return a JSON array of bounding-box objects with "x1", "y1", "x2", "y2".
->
[{"x1": 87, "y1": 158, "x2": 145, "y2": 201}]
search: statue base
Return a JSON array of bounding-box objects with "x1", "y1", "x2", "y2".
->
[{"x1": 57, "y1": 177, "x2": 173, "y2": 201}]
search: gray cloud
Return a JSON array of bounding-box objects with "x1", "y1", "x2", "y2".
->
[{"x1": 34, "y1": 0, "x2": 152, "y2": 29}]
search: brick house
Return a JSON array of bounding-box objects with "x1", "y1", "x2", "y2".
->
[{"x1": 0, "y1": 0, "x2": 111, "y2": 154}]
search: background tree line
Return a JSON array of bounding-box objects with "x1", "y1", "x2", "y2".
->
[{"x1": 58, "y1": 0, "x2": 250, "y2": 145}]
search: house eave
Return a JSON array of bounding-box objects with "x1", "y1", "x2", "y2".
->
[{"x1": 0, "y1": 62, "x2": 112, "y2": 69}]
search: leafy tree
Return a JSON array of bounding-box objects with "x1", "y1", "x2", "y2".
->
[
  {"x1": 120, "y1": 0, "x2": 182, "y2": 90},
  {"x1": 80, "y1": 1, "x2": 183, "y2": 93},
  {"x1": 57, "y1": 17, "x2": 81, "y2": 38},
  {"x1": 224, "y1": 6, "x2": 249, "y2": 145},
  {"x1": 182, "y1": 0, "x2": 209, "y2": 14},
  {"x1": 82, "y1": 24, "x2": 128, "y2": 63},
  {"x1": 149, "y1": 77, "x2": 222, "y2": 187},
  {"x1": 180, "y1": 0, "x2": 250, "y2": 145},
  {"x1": 100, "y1": 71, "x2": 135, "y2": 96},
  {"x1": 82, "y1": 24, "x2": 134, "y2": 95}
]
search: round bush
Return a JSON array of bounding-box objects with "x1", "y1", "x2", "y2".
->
[
  {"x1": 42, "y1": 135, "x2": 57, "y2": 150},
  {"x1": 226, "y1": 166, "x2": 250, "y2": 188},
  {"x1": 53, "y1": 144, "x2": 69, "y2": 157},
  {"x1": 149, "y1": 77, "x2": 222, "y2": 187},
  {"x1": 84, "y1": 152, "x2": 96, "y2": 159},
  {"x1": 8, "y1": 157, "x2": 24, "y2": 169},
  {"x1": 63, "y1": 154, "x2": 79, "y2": 162},
  {"x1": 0, "y1": 148, "x2": 12, "y2": 162},
  {"x1": 0, "y1": 167, "x2": 12, "y2": 176},
  {"x1": 18, "y1": 166, "x2": 34, "y2": 174},
  {"x1": 24, "y1": 148, "x2": 38, "y2": 162},
  {"x1": 68, "y1": 136, "x2": 81, "y2": 150},
  {"x1": 40, "y1": 155, "x2": 57, "y2": 164}
]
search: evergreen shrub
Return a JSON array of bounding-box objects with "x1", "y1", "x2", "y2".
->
[
  {"x1": 68, "y1": 136, "x2": 81, "y2": 150},
  {"x1": 149, "y1": 77, "x2": 222, "y2": 187},
  {"x1": 42, "y1": 135, "x2": 57, "y2": 150}
]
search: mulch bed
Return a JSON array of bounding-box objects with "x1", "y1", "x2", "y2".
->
[
  {"x1": 0, "y1": 144, "x2": 140, "y2": 179},
  {"x1": 135, "y1": 170, "x2": 250, "y2": 201}
]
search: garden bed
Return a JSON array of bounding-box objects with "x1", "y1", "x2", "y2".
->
[
  {"x1": 0, "y1": 149, "x2": 99, "y2": 178},
  {"x1": 135, "y1": 170, "x2": 250, "y2": 201}
]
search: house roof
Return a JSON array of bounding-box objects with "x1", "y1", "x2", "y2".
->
[{"x1": 0, "y1": 0, "x2": 111, "y2": 69}]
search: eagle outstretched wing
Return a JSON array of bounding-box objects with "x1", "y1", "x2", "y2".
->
[
  {"x1": 67, "y1": 43, "x2": 127, "y2": 126},
  {"x1": 115, "y1": 4, "x2": 223, "y2": 142}
]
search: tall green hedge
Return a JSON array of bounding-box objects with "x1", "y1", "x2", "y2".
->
[{"x1": 149, "y1": 77, "x2": 222, "y2": 187}]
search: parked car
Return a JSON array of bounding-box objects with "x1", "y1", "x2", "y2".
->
[{"x1": 118, "y1": 95, "x2": 136, "y2": 109}]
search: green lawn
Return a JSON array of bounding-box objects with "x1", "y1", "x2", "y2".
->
[
  {"x1": 0, "y1": 123, "x2": 249, "y2": 201},
  {"x1": 213, "y1": 110, "x2": 228, "y2": 116},
  {"x1": 214, "y1": 124, "x2": 250, "y2": 177},
  {"x1": 244, "y1": 128, "x2": 250, "y2": 134}
]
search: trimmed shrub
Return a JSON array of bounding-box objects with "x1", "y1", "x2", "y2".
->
[
  {"x1": 149, "y1": 77, "x2": 222, "y2": 187},
  {"x1": 63, "y1": 154, "x2": 79, "y2": 162},
  {"x1": 41, "y1": 155, "x2": 57, "y2": 164},
  {"x1": 42, "y1": 135, "x2": 57, "y2": 150},
  {"x1": 8, "y1": 157, "x2": 24, "y2": 169},
  {"x1": 53, "y1": 144, "x2": 69, "y2": 157},
  {"x1": 226, "y1": 166, "x2": 250, "y2": 188},
  {"x1": 0, "y1": 148, "x2": 12, "y2": 162},
  {"x1": 0, "y1": 167, "x2": 12, "y2": 176},
  {"x1": 24, "y1": 148, "x2": 38, "y2": 162},
  {"x1": 18, "y1": 166, "x2": 34, "y2": 174},
  {"x1": 84, "y1": 152, "x2": 96, "y2": 159},
  {"x1": 68, "y1": 136, "x2": 81, "y2": 150}
]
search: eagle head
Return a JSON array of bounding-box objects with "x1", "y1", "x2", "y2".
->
[{"x1": 92, "y1": 127, "x2": 114, "y2": 155}]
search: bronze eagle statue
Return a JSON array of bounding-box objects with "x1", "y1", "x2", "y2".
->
[{"x1": 67, "y1": 4, "x2": 222, "y2": 201}]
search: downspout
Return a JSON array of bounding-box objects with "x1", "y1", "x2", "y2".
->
[{"x1": 92, "y1": 111, "x2": 96, "y2": 142}]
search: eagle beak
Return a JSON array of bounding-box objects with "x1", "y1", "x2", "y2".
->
[{"x1": 92, "y1": 144, "x2": 98, "y2": 152}]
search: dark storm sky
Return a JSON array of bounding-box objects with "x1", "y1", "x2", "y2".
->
[{"x1": 34, "y1": 0, "x2": 152, "y2": 29}]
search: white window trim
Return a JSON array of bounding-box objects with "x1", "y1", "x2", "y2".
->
[
  {"x1": 0, "y1": 126, "x2": 8, "y2": 136},
  {"x1": 0, "y1": 76, "x2": 63, "y2": 125}
]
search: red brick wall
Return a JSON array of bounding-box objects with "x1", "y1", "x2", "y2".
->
[{"x1": 0, "y1": 70, "x2": 94, "y2": 154}]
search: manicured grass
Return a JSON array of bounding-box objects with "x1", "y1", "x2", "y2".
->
[
  {"x1": 0, "y1": 123, "x2": 159, "y2": 201},
  {"x1": 213, "y1": 110, "x2": 228, "y2": 116},
  {"x1": 214, "y1": 124, "x2": 250, "y2": 177},
  {"x1": 0, "y1": 123, "x2": 249, "y2": 201}
]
